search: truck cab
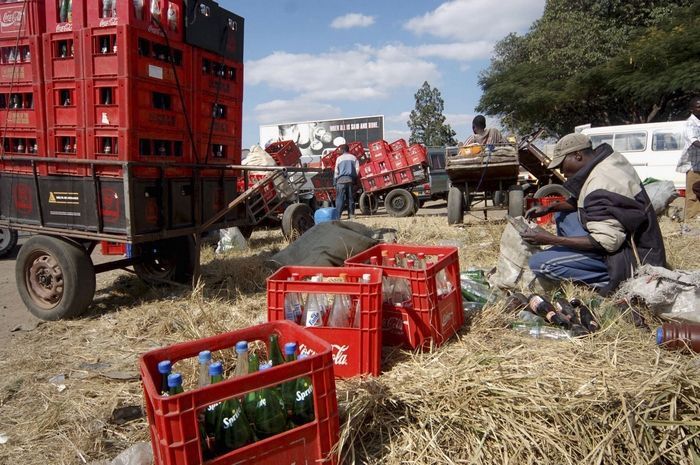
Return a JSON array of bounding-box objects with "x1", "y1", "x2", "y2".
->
[{"x1": 414, "y1": 146, "x2": 449, "y2": 203}]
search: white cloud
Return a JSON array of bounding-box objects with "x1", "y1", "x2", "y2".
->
[
  {"x1": 413, "y1": 41, "x2": 494, "y2": 61},
  {"x1": 386, "y1": 112, "x2": 411, "y2": 124},
  {"x1": 246, "y1": 45, "x2": 439, "y2": 103},
  {"x1": 405, "y1": 0, "x2": 545, "y2": 41},
  {"x1": 331, "y1": 13, "x2": 375, "y2": 29},
  {"x1": 384, "y1": 128, "x2": 411, "y2": 141},
  {"x1": 254, "y1": 99, "x2": 341, "y2": 126}
]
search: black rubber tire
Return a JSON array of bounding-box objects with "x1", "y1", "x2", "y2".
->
[
  {"x1": 134, "y1": 236, "x2": 196, "y2": 286},
  {"x1": 359, "y1": 192, "x2": 379, "y2": 216},
  {"x1": 508, "y1": 186, "x2": 525, "y2": 217},
  {"x1": 15, "y1": 235, "x2": 95, "y2": 320},
  {"x1": 534, "y1": 184, "x2": 571, "y2": 199},
  {"x1": 384, "y1": 189, "x2": 415, "y2": 217},
  {"x1": 281, "y1": 202, "x2": 315, "y2": 240},
  {"x1": 447, "y1": 186, "x2": 464, "y2": 225},
  {"x1": 0, "y1": 228, "x2": 18, "y2": 258}
]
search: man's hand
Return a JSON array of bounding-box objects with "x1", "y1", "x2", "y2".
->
[
  {"x1": 524, "y1": 206, "x2": 550, "y2": 221},
  {"x1": 520, "y1": 226, "x2": 557, "y2": 246}
]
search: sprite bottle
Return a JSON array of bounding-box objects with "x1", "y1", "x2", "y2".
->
[
  {"x1": 268, "y1": 333, "x2": 284, "y2": 367},
  {"x1": 167, "y1": 373, "x2": 183, "y2": 395},
  {"x1": 215, "y1": 394, "x2": 254, "y2": 452},
  {"x1": 204, "y1": 362, "x2": 224, "y2": 438},
  {"x1": 243, "y1": 352, "x2": 260, "y2": 423},
  {"x1": 157, "y1": 360, "x2": 171, "y2": 395},
  {"x1": 281, "y1": 342, "x2": 297, "y2": 414},
  {"x1": 291, "y1": 354, "x2": 314, "y2": 426},
  {"x1": 252, "y1": 364, "x2": 287, "y2": 439}
]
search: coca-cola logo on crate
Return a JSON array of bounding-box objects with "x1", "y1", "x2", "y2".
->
[
  {"x1": 55, "y1": 23, "x2": 73, "y2": 32},
  {"x1": 382, "y1": 316, "x2": 405, "y2": 335},
  {"x1": 99, "y1": 17, "x2": 119, "y2": 28},
  {"x1": 298, "y1": 343, "x2": 350, "y2": 366},
  {"x1": 0, "y1": 9, "x2": 24, "y2": 31}
]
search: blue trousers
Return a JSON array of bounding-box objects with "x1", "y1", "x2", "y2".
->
[
  {"x1": 335, "y1": 182, "x2": 354, "y2": 218},
  {"x1": 528, "y1": 211, "x2": 610, "y2": 288}
]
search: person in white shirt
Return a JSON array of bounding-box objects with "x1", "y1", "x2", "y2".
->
[{"x1": 676, "y1": 96, "x2": 700, "y2": 222}]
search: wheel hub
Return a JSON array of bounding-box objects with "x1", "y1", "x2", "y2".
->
[
  {"x1": 28, "y1": 254, "x2": 64, "y2": 305},
  {"x1": 0, "y1": 229, "x2": 10, "y2": 247}
]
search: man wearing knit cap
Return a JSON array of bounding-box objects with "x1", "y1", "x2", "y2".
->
[{"x1": 522, "y1": 132, "x2": 666, "y2": 296}]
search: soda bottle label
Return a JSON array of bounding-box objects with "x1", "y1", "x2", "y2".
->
[
  {"x1": 305, "y1": 310, "x2": 322, "y2": 327},
  {"x1": 221, "y1": 405, "x2": 244, "y2": 429},
  {"x1": 529, "y1": 295, "x2": 544, "y2": 312}
]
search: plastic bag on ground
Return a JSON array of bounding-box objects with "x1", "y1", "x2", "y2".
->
[
  {"x1": 87, "y1": 442, "x2": 152, "y2": 465},
  {"x1": 215, "y1": 227, "x2": 248, "y2": 254},
  {"x1": 488, "y1": 219, "x2": 541, "y2": 291}
]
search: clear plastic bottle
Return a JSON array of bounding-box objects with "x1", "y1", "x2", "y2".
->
[
  {"x1": 284, "y1": 273, "x2": 303, "y2": 324},
  {"x1": 327, "y1": 273, "x2": 351, "y2": 327},
  {"x1": 198, "y1": 350, "x2": 212, "y2": 388},
  {"x1": 233, "y1": 341, "x2": 249, "y2": 378}
]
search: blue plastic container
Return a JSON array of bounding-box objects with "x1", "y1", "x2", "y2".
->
[{"x1": 314, "y1": 207, "x2": 339, "y2": 224}]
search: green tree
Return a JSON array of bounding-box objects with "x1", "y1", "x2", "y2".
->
[
  {"x1": 407, "y1": 82, "x2": 457, "y2": 146},
  {"x1": 476, "y1": 0, "x2": 697, "y2": 137}
]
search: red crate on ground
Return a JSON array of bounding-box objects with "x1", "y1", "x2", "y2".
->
[
  {"x1": 85, "y1": 77, "x2": 190, "y2": 131},
  {"x1": 0, "y1": 36, "x2": 43, "y2": 85},
  {"x1": 368, "y1": 140, "x2": 390, "y2": 162},
  {"x1": 406, "y1": 143, "x2": 427, "y2": 166},
  {"x1": 0, "y1": 82, "x2": 46, "y2": 130},
  {"x1": 86, "y1": 0, "x2": 184, "y2": 43},
  {"x1": 193, "y1": 48, "x2": 243, "y2": 99},
  {"x1": 140, "y1": 320, "x2": 340, "y2": 465},
  {"x1": 43, "y1": 31, "x2": 84, "y2": 80},
  {"x1": 46, "y1": 80, "x2": 84, "y2": 128},
  {"x1": 359, "y1": 161, "x2": 376, "y2": 177},
  {"x1": 192, "y1": 93, "x2": 241, "y2": 139},
  {"x1": 82, "y1": 26, "x2": 191, "y2": 86},
  {"x1": 101, "y1": 240, "x2": 126, "y2": 255},
  {"x1": 389, "y1": 138, "x2": 407, "y2": 153},
  {"x1": 0, "y1": 128, "x2": 47, "y2": 175},
  {"x1": 345, "y1": 244, "x2": 464, "y2": 350},
  {"x1": 47, "y1": 127, "x2": 87, "y2": 175},
  {"x1": 267, "y1": 266, "x2": 384, "y2": 378},
  {"x1": 388, "y1": 151, "x2": 408, "y2": 170},
  {"x1": 265, "y1": 140, "x2": 301, "y2": 167},
  {"x1": 393, "y1": 167, "x2": 415, "y2": 185},
  {"x1": 0, "y1": 1, "x2": 45, "y2": 39},
  {"x1": 45, "y1": 0, "x2": 87, "y2": 32}
]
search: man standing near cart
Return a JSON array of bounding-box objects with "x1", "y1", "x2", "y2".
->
[
  {"x1": 334, "y1": 144, "x2": 360, "y2": 219},
  {"x1": 676, "y1": 95, "x2": 700, "y2": 231}
]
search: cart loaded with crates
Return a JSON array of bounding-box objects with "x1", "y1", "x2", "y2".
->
[{"x1": 0, "y1": 0, "x2": 316, "y2": 321}]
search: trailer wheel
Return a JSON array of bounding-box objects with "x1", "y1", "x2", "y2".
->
[
  {"x1": 15, "y1": 235, "x2": 95, "y2": 320},
  {"x1": 384, "y1": 189, "x2": 415, "y2": 217},
  {"x1": 508, "y1": 185, "x2": 525, "y2": 217},
  {"x1": 134, "y1": 236, "x2": 195, "y2": 286},
  {"x1": 282, "y1": 203, "x2": 315, "y2": 240},
  {"x1": 447, "y1": 186, "x2": 464, "y2": 225},
  {"x1": 0, "y1": 228, "x2": 18, "y2": 258},
  {"x1": 359, "y1": 192, "x2": 379, "y2": 215}
]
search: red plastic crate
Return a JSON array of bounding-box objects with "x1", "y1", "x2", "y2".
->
[
  {"x1": 86, "y1": 0, "x2": 184, "y2": 43},
  {"x1": 0, "y1": 128, "x2": 47, "y2": 175},
  {"x1": 42, "y1": 30, "x2": 84, "y2": 80},
  {"x1": 47, "y1": 127, "x2": 87, "y2": 175},
  {"x1": 237, "y1": 173, "x2": 277, "y2": 203},
  {"x1": 192, "y1": 93, "x2": 241, "y2": 139},
  {"x1": 267, "y1": 266, "x2": 384, "y2": 378},
  {"x1": 368, "y1": 140, "x2": 390, "y2": 163},
  {"x1": 345, "y1": 244, "x2": 464, "y2": 350},
  {"x1": 139, "y1": 320, "x2": 340, "y2": 465},
  {"x1": 313, "y1": 188, "x2": 334, "y2": 203},
  {"x1": 46, "y1": 80, "x2": 84, "y2": 128},
  {"x1": 196, "y1": 135, "x2": 241, "y2": 166},
  {"x1": 534, "y1": 195, "x2": 565, "y2": 226},
  {"x1": 82, "y1": 25, "x2": 192, "y2": 86},
  {"x1": 0, "y1": 82, "x2": 46, "y2": 130},
  {"x1": 375, "y1": 160, "x2": 391, "y2": 173},
  {"x1": 359, "y1": 161, "x2": 376, "y2": 177},
  {"x1": 193, "y1": 48, "x2": 243, "y2": 99},
  {"x1": 101, "y1": 240, "x2": 126, "y2": 255},
  {"x1": 265, "y1": 140, "x2": 301, "y2": 167},
  {"x1": 380, "y1": 172, "x2": 395, "y2": 188},
  {"x1": 347, "y1": 141, "x2": 365, "y2": 159},
  {"x1": 0, "y1": 1, "x2": 45, "y2": 39},
  {"x1": 45, "y1": 0, "x2": 87, "y2": 32},
  {"x1": 406, "y1": 144, "x2": 427, "y2": 166},
  {"x1": 389, "y1": 139, "x2": 407, "y2": 153},
  {"x1": 360, "y1": 173, "x2": 384, "y2": 193},
  {"x1": 393, "y1": 167, "x2": 415, "y2": 185},
  {"x1": 388, "y1": 151, "x2": 408, "y2": 170},
  {"x1": 320, "y1": 151, "x2": 337, "y2": 170},
  {"x1": 85, "y1": 77, "x2": 190, "y2": 131},
  {"x1": 310, "y1": 170, "x2": 333, "y2": 190},
  {"x1": 0, "y1": 36, "x2": 43, "y2": 85}
]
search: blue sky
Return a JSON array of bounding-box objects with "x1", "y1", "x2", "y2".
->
[{"x1": 220, "y1": 0, "x2": 546, "y2": 148}]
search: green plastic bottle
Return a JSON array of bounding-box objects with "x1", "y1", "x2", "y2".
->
[
  {"x1": 291, "y1": 354, "x2": 315, "y2": 426},
  {"x1": 253, "y1": 364, "x2": 287, "y2": 439}
]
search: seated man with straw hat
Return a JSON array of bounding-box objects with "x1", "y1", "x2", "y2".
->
[{"x1": 521, "y1": 133, "x2": 666, "y2": 296}]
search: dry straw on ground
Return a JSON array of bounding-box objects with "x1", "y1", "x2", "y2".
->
[{"x1": 0, "y1": 216, "x2": 698, "y2": 464}]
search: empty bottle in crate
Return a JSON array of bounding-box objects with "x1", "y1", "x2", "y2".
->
[
  {"x1": 198, "y1": 350, "x2": 212, "y2": 387},
  {"x1": 233, "y1": 341, "x2": 249, "y2": 377},
  {"x1": 158, "y1": 360, "x2": 171, "y2": 395},
  {"x1": 352, "y1": 273, "x2": 372, "y2": 328},
  {"x1": 253, "y1": 364, "x2": 287, "y2": 439},
  {"x1": 302, "y1": 287, "x2": 324, "y2": 327},
  {"x1": 327, "y1": 273, "x2": 351, "y2": 327},
  {"x1": 388, "y1": 258, "x2": 411, "y2": 307},
  {"x1": 269, "y1": 333, "x2": 285, "y2": 367},
  {"x1": 284, "y1": 273, "x2": 303, "y2": 324}
]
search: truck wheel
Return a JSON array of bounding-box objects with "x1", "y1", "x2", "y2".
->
[
  {"x1": 15, "y1": 235, "x2": 95, "y2": 320},
  {"x1": 508, "y1": 185, "x2": 525, "y2": 217},
  {"x1": 447, "y1": 186, "x2": 464, "y2": 225},
  {"x1": 282, "y1": 203, "x2": 315, "y2": 240},
  {"x1": 384, "y1": 189, "x2": 415, "y2": 217},
  {"x1": 0, "y1": 228, "x2": 18, "y2": 258},
  {"x1": 134, "y1": 236, "x2": 196, "y2": 286},
  {"x1": 359, "y1": 192, "x2": 378, "y2": 215},
  {"x1": 534, "y1": 184, "x2": 571, "y2": 198}
]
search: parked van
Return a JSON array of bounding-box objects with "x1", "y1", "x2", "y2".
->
[{"x1": 577, "y1": 121, "x2": 686, "y2": 191}]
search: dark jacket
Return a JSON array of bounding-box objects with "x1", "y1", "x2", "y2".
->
[{"x1": 563, "y1": 143, "x2": 666, "y2": 296}]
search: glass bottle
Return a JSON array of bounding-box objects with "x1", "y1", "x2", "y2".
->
[
  {"x1": 204, "y1": 362, "x2": 224, "y2": 438},
  {"x1": 527, "y1": 294, "x2": 571, "y2": 329},
  {"x1": 352, "y1": 273, "x2": 371, "y2": 328},
  {"x1": 133, "y1": 0, "x2": 144, "y2": 20},
  {"x1": 268, "y1": 333, "x2": 284, "y2": 367},
  {"x1": 284, "y1": 273, "x2": 303, "y2": 324},
  {"x1": 656, "y1": 323, "x2": 700, "y2": 353},
  {"x1": 281, "y1": 343, "x2": 297, "y2": 414},
  {"x1": 327, "y1": 273, "x2": 351, "y2": 327},
  {"x1": 157, "y1": 360, "x2": 171, "y2": 395},
  {"x1": 216, "y1": 393, "x2": 254, "y2": 452},
  {"x1": 243, "y1": 352, "x2": 259, "y2": 423},
  {"x1": 435, "y1": 254, "x2": 453, "y2": 297},
  {"x1": 198, "y1": 350, "x2": 212, "y2": 388},
  {"x1": 167, "y1": 372, "x2": 184, "y2": 395},
  {"x1": 301, "y1": 290, "x2": 323, "y2": 327},
  {"x1": 570, "y1": 298, "x2": 600, "y2": 333},
  {"x1": 253, "y1": 364, "x2": 287, "y2": 439},
  {"x1": 291, "y1": 354, "x2": 314, "y2": 426},
  {"x1": 59, "y1": 0, "x2": 69, "y2": 23},
  {"x1": 233, "y1": 341, "x2": 249, "y2": 378},
  {"x1": 388, "y1": 258, "x2": 410, "y2": 306},
  {"x1": 150, "y1": 0, "x2": 161, "y2": 20}
]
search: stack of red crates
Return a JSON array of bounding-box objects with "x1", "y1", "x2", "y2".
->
[
  {"x1": 360, "y1": 138, "x2": 427, "y2": 193},
  {"x1": 0, "y1": 0, "x2": 46, "y2": 175}
]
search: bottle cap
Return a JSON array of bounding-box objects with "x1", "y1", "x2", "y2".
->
[
  {"x1": 284, "y1": 342, "x2": 297, "y2": 355},
  {"x1": 198, "y1": 350, "x2": 212, "y2": 364},
  {"x1": 209, "y1": 361, "x2": 223, "y2": 376},
  {"x1": 235, "y1": 341, "x2": 248, "y2": 353},
  {"x1": 157, "y1": 360, "x2": 171, "y2": 374},
  {"x1": 167, "y1": 372, "x2": 182, "y2": 388},
  {"x1": 656, "y1": 327, "x2": 663, "y2": 345}
]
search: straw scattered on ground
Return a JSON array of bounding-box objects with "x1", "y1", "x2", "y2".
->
[{"x1": 0, "y1": 214, "x2": 698, "y2": 464}]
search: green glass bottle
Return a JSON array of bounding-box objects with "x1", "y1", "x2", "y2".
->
[
  {"x1": 281, "y1": 342, "x2": 297, "y2": 414},
  {"x1": 204, "y1": 362, "x2": 224, "y2": 437},
  {"x1": 157, "y1": 360, "x2": 171, "y2": 395},
  {"x1": 291, "y1": 355, "x2": 314, "y2": 426},
  {"x1": 243, "y1": 352, "x2": 260, "y2": 423},
  {"x1": 216, "y1": 395, "x2": 254, "y2": 453},
  {"x1": 268, "y1": 333, "x2": 284, "y2": 367},
  {"x1": 253, "y1": 364, "x2": 287, "y2": 439},
  {"x1": 167, "y1": 372, "x2": 184, "y2": 395},
  {"x1": 59, "y1": 0, "x2": 69, "y2": 23}
]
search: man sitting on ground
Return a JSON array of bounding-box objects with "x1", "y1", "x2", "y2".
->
[{"x1": 522, "y1": 133, "x2": 666, "y2": 296}]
